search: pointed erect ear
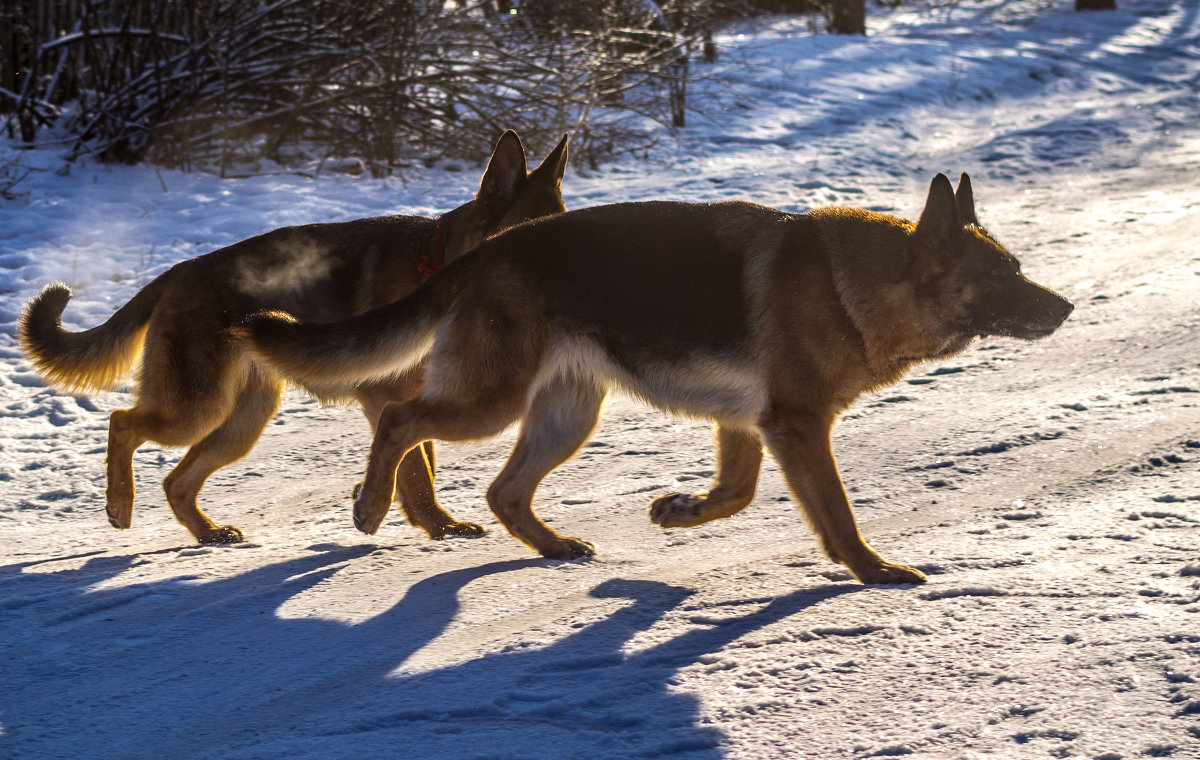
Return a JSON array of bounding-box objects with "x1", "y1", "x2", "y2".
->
[
  {"x1": 955, "y1": 172, "x2": 979, "y2": 227},
  {"x1": 477, "y1": 130, "x2": 528, "y2": 209},
  {"x1": 531, "y1": 133, "x2": 569, "y2": 187},
  {"x1": 914, "y1": 173, "x2": 961, "y2": 247}
]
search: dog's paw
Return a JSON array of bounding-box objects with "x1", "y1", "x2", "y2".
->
[
  {"x1": 431, "y1": 521, "x2": 487, "y2": 539},
  {"x1": 353, "y1": 495, "x2": 390, "y2": 535},
  {"x1": 106, "y1": 511, "x2": 132, "y2": 530},
  {"x1": 198, "y1": 525, "x2": 245, "y2": 545},
  {"x1": 540, "y1": 537, "x2": 596, "y2": 561},
  {"x1": 649, "y1": 492, "x2": 711, "y2": 528},
  {"x1": 106, "y1": 496, "x2": 133, "y2": 530},
  {"x1": 853, "y1": 561, "x2": 926, "y2": 586}
]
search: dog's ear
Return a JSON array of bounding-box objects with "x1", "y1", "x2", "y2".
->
[
  {"x1": 955, "y1": 172, "x2": 979, "y2": 227},
  {"x1": 477, "y1": 130, "x2": 529, "y2": 210},
  {"x1": 531, "y1": 133, "x2": 569, "y2": 187},
  {"x1": 914, "y1": 173, "x2": 961, "y2": 252}
]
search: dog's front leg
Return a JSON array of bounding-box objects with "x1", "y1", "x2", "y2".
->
[
  {"x1": 650, "y1": 424, "x2": 763, "y2": 528},
  {"x1": 761, "y1": 410, "x2": 926, "y2": 585},
  {"x1": 393, "y1": 442, "x2": 485, "y2": 538}
]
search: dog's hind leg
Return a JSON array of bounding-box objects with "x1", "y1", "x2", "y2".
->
[
  {"x1": 649, "y1": 424, "x2": 763, "y2": 528},
  {"x1": 486, "y1": 377, "x2": 606, "y2": 560},
  {"x1": 107, "y1": 328, "x2": 250, "y2": 541},
  {"x1": 354, "y1": 309, "x2": 547, "y2": 537},
  {"x1": 105, "y1": 400, "x2": 233, "y2": 537},
  {"x1": 353, "y1": 392, "x2": 527, "y2": 537},
  {"x1": 761, "y1": 411, "x2": 926, "y2": 585},
  {"x1": 105, "y1": 408, "x2": 148, "y2": 531},
  {"x1": 355, "y1": 377, "x2": 485, "y2": 539},
  {"x1": 161, "y1": 369, "x2": 282, "y2": 544}
]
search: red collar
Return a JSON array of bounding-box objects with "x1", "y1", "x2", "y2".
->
[{"x1": 417, "y1": 222, "x2": 445, "y2": 278}]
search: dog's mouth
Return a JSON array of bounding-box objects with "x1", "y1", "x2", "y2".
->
[
  {"x1": 971, "y1": 283, "x2": 1074, "y2": 341},
  {"x1": 976, "y1": 297, "x2": 1073, "y2": 341},
  {"x1": 981, "y1": 320, "x2": 1064, "y2": 340}
]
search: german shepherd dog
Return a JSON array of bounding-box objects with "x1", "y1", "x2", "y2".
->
[
  {"x1": 19, "y1": 130, "x2": 569, "y2": 545},
  {"x1": 238, "y1": 173, "x2": 1072, "y2": 584}
]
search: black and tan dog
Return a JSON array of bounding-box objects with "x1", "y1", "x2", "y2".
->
[
  {"x1": 238, "y1": 173, "x2": 1072, "y2": 584},
  {"x1": 19, "y1": 130, "x2": 569, "y2": 545}
]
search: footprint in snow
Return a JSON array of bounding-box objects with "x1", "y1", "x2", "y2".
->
[{"x1": 870, "y1": 395, "x2": 917, "y2": 407}]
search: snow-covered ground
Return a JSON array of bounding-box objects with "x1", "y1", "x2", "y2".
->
[{"x1": 2, "y1": 1, "x2": 1199, "y2": 757}]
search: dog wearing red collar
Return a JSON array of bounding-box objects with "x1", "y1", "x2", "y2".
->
[{"x1": 19, "y1": 130, "x2": 569, "y2": 545}]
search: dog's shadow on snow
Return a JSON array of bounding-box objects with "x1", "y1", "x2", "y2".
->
[{"x1": 0, "y1": 546, "x2": 859, "y2": 758}]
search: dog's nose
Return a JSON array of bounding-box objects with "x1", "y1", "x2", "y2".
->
[{"x1": 1056, "y1": 295, "x2": 1074, "y2": 321}]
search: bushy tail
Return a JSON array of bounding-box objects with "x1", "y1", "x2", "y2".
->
[
  {"x1": 232, "y1": 256, "x2": 473, "y2": 389},
  {"x1": 18, "y1": 279, "x2": 167, "y2": 394}
]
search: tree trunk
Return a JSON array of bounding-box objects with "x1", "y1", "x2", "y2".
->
[{"x1": 828, "y1": 0, "x2": 865, "y2": 35}]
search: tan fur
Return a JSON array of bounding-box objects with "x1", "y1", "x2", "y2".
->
[
  {"x1": 240, "y1": 173, "x2": 1073, "y2": 584},
  {"x1": 19, "y1": 281, "x2": 159, "y2": 394},
  {"x1": 21, "y1": 316, "x2": 148, "y2": 394},
  {"x1": 19, "y1": 130, "x2": 570, "y2": 545}
]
